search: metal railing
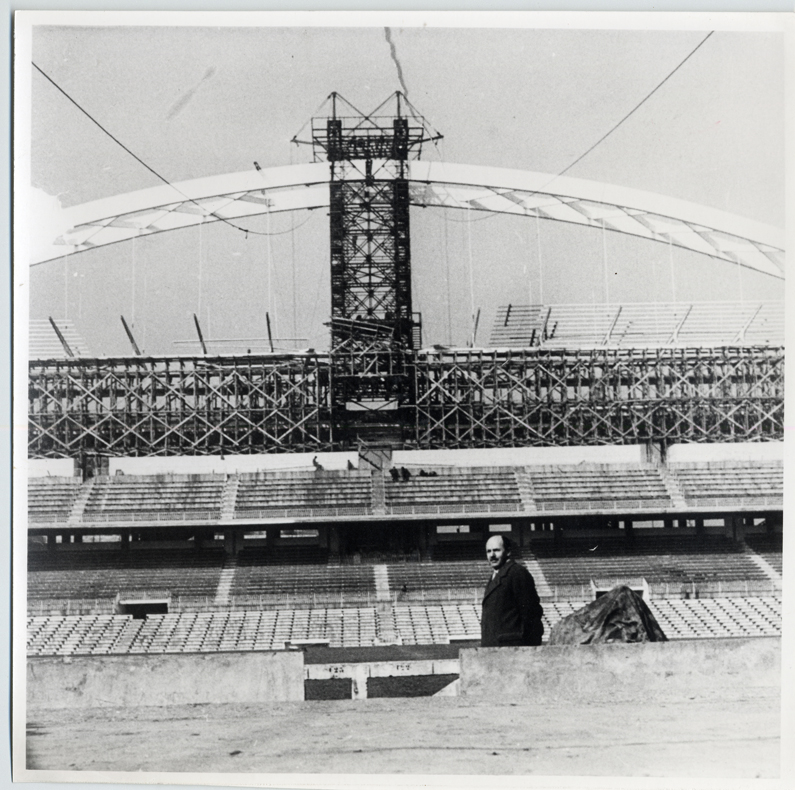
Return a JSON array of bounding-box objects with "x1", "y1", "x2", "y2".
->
[
  {"x1": 28, "y1": 513, "x2": 69, "y2": 523},
  {"x1": 385, "y1": 502, "x2": 521, "y2": 515},
  {"x1": 684, "y1": 496, "x2": 782, "y2": 508},
  {"x1": 535, "y1": 498, "x2": 671, "y2": 512},
  {"x1": 233, "y1": 506, "x2": 371, "y2": 520},
  {"x1": 79, "y1": 510, "x2": 221, "y2": 524}
]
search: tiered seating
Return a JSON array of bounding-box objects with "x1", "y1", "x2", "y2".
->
[
  {"x1": 29, "y1": 318, "x2": 91, "y2": 358},
  {"x1": 528, "y1": 466, "x2": 671, "y2": 510},
  {"x1": 386, "y1": 596, "x2": 782, "y2": 645},
  {"x1": 385, "y1": 469, "x2": 521, "y2": 514},
  {"x1": 388, "y1": 601, "x2": 641, "y2": 644},
  {"x1": 237, "y1": 545, "x2": 330, "y2": 566},
  {"x1": 530, "y1": 534, "x2": 769, "y2": 588},
  {"x1": 28, "y1": 608, "x2": 380, "y2": 654},
  {"x1": 26, "y1": 595, "x2": 782, "y2": 654},
  {"x1": 650, "y1": 597, "x2": 781, "y2": 639},
  {"x1": 387, "y1": 561, "x2": 489, "y2": 595},
  {"x1": 27, "y1": 548, "x2": 226, "y2": 601},
  {"x1": 28, "y1": 477, "x2": 81, "y2": 523},
  {"x1": 232, "y1": 552, "x2": 374, "y2": 599},
  {"x1": 82, "y1": 475, "x2": 224, "y2": 522},
  {"x1": 234, "y1": 471, "x2": 373, "y2": 518},
  {"x1": 26, "y1": 614, "x2": 137, "y2": 655},
  {"x1": 672, "y1": 463, "x2": 783, "y2": 505},
  {"x1": 390, "y1": 604, "x2": 481, "y2": 644},
  {"x1": 491, "y1": 301, "x2": 784, "y2": 348},
  {"x1": 431, "y1": 543, "x2": 491, "y2": 562},
  {"x1": 745, "y1": 533, "x2": 783, "y2": 575}
]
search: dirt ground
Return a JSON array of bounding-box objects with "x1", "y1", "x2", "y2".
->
[{"x1": 25, "y1": 689, "x2": 780, "y2": 779}]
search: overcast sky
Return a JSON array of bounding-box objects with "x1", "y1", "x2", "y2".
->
[{"x1": 23, "y1": 21, "x2": 785, "y2": 356}]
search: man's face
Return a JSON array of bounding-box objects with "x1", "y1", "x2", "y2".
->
[{"x1": 486, "y1": 536, "x2": 508, "y2": 572}]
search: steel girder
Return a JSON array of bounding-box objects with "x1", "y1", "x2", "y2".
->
[
  {"x1": 411, "y1": 346, "x2": 784, "y2": 449},
  {"x1": 28, "y1": 355, "x2": 333, "y2": 458}
]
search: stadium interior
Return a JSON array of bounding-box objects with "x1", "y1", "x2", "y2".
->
[
  {"x1": 26, "y1": 91, "x2": 784, "y2": 701},
  {"x1": 28, "y1": 445, "x2": 783, "y2": 658}
]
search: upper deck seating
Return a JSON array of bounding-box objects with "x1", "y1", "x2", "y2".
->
[
  {"x1": 527, "y1": 466, "x2": 671, "y2": 509},
  {"x1": 234, "y1": 471, "x2": 373, "y2": 518},
  {"x1": 82, "y1": 475, "x2": 224, "y2": 522},
  {"x1": 385, "y1": 469, "x2": 521, "y2": 514},
  {"x1": 744, "y1": 533, "x2": 783, "y2": 574},
  {"x1": 27, "y1": 548, "x2": 226, "y2": 600},
  {"x1": 671, "y1": 463, "x2": 783, "y2": 505},
  {"x1": 28, "y1": 477, "x2": 81, "y2": 523},
  {"x1": 491, "y1": 301, "x2": 784, "y2": 349},
  {"x1": 530, "y1": 534, "x2": 768, "y2": 587}
]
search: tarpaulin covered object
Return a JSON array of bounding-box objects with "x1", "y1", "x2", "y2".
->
[{"x1": 548, "y1": 585, "x2": 667, "y2": 645}]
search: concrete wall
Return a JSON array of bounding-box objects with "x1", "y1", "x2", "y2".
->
[
  {"x1": 28, "y1": 651, "x2": 304, "y2": 710},
  {"x1": 460, "y1": 637, "x2": 780, "y2": 703}
]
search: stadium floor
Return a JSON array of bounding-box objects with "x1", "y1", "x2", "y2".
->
[{"x1": 26, "y1": 690, "x2": 779, "y2": 778}]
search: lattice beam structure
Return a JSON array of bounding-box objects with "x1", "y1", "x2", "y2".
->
[
  {"x1": 29, "y1": 355, "x2": 333, "y2": 458},
  {"x1": 29, "y1": 346, "x2": 782, "y2": 458},
  {"x1": 411, "y1": 346, "x2": 784, "y2": 449},
  {"x1": 30, "y1": 162, "x2": 784, "y2": 281}
]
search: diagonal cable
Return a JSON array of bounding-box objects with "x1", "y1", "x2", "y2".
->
[{"x1": 33, "y1": 61, "x2": 285, "y2": 239}]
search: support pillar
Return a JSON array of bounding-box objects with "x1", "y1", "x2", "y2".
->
[
  {"x1": 328, "y1": 525, "x2": 341, "y2": 556},
  {"x1": 223, "y1": 529, "x2": 244, "y2": 555},
  {"x1": 729, "y1": 515, "x2": 747, "y2": 543}
]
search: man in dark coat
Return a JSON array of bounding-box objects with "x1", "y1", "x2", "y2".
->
[{"x1": 481, "y1": 535, "x2": 544, "y2": 647}]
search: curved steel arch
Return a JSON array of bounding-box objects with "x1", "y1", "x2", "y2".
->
[{"x1": 33, "y1": 161, "x2": 785, "y2": 279}]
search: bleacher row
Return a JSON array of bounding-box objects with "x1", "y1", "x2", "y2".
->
[
  {"x1": 489, "y1": 301, "x2": 785, "y2": 349},
  {"x1": 27, "y1": 534, "x2": 782, "y2": 606},
  {"x1": 27, "y1": 595, "x2": 782, "y2": 655},
  {"x1": 27, "y1": 461, "x2": 784, "y2": 524},
  {"x1": 530, "y1": 535, "x2": 771, "y2": 587}
]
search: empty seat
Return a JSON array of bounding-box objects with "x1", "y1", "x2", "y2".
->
[
  {"x1": 28, "y1": 477, "x2": 82, "y2": 523},
  {"x1": 384, "y1": 468, "x2": 521, "y2": 514},
  {"x1": 234, "y1": 471, "x2": 373, "y2": 517},
  {"x1": 83, "y1": 475, "x2": 225, "y2": 522},
  {"x1": 672, "y1": 463, "x2": 783, "y2": 504}
]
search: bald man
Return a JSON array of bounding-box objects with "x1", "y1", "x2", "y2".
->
[{"x1": 481, "y1": 535, "x2": 544, "y2": 647}]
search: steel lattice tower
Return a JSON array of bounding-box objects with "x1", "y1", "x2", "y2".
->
[{"x1": 307, "y1": 93, "x2": 441, "y2": 353}]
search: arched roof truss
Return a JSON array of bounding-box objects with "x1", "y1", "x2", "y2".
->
[{"x1": 32, "y1": 161, "x2": 784, "y2": 280}]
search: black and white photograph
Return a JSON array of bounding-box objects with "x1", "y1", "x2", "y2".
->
[{"x1": 13, "y1": 11, "x2": 790, "y2": 786}]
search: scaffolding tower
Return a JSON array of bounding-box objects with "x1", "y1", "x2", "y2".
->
[
  {"x1": 308, "y1": 92, "x2": 440, "y2": 353},
  {"x1": 303, "y1": 93, "x2": 441, "y2": 444}
]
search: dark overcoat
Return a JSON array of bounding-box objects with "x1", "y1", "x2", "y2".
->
[{"x1": 481, "y1": 559, "x2": 544, "y2": 647}]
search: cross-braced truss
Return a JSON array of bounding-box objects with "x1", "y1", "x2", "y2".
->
[
  {"x1": 28, "y1": 355, "x2": 333, "y2": 457},
  {"x1": 411, "y1": 346, "x2": 784, "y2": 449},
  {"x1": 29, "y1": 346, "x2": 782, "y2": 458}
]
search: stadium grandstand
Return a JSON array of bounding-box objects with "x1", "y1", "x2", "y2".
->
[{"x1": 25, "y1": 87, "x2": 783, "y2": 698}]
